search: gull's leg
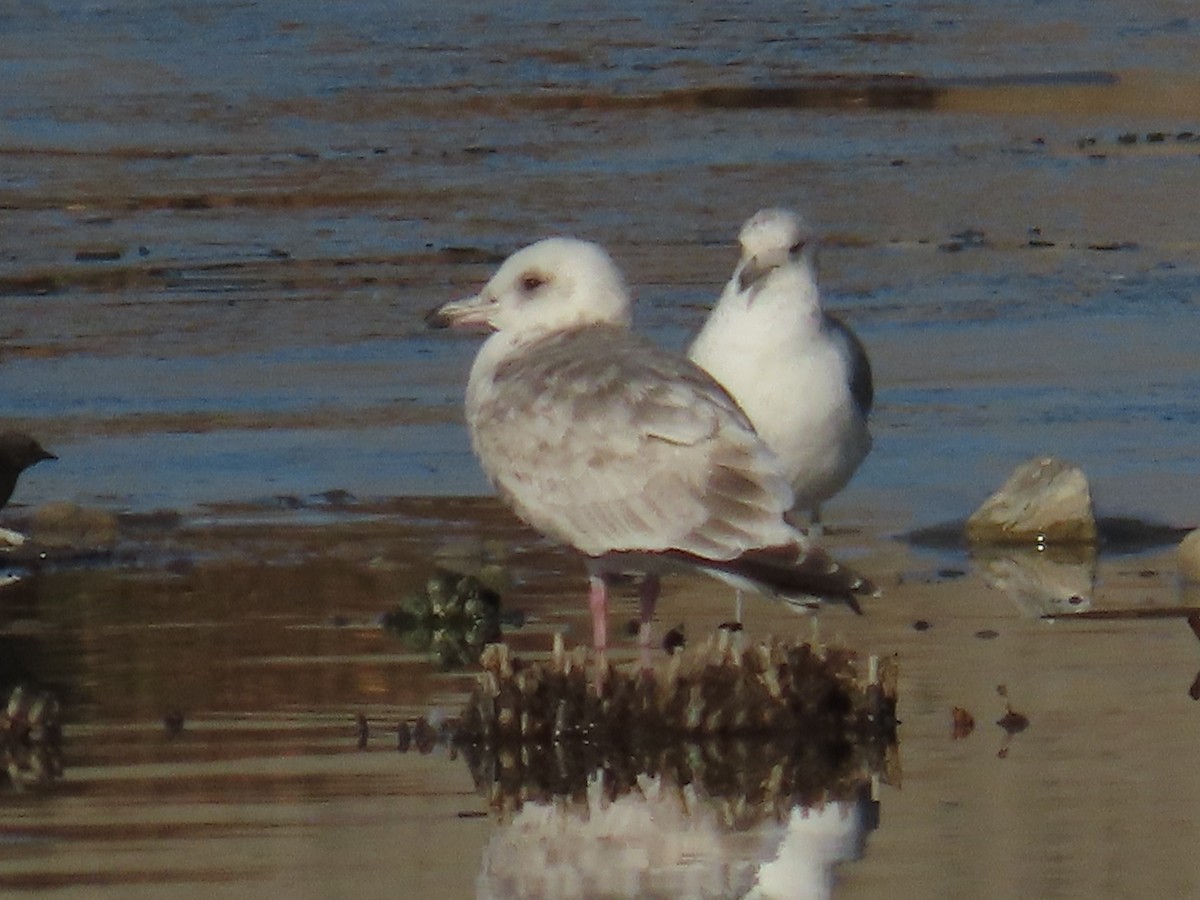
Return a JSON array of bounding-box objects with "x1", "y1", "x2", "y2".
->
[
  {"x1": 638, "y1": 574, "x2": 660, "y2": 670},
  {"x1": 809, "y1": 505, "x2": 824, "y2": 540},
  {"x1": 587, "y1": 573, "x2": 616, "y2": 692},
  {"x1": 734, "y1": 590, "x2": 745, "y2": 625},
  {"x1": 588, "y1": 573, "x2": 609, "y2": 653}
]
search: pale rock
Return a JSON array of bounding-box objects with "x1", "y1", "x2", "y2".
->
[
  {"x1": 0, "y1": 526, "x2": 28, "y2": 548},
  {"x1": 966, "y1": 457, "x2": 1097, "y2": 545},
  {"x1": 1179, "y1": 529, "x2": 1200, "y2": 584}
]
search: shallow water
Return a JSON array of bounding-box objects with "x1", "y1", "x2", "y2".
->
[
  {"x1": 3, "y1": 509, "x2": 1200, "y2": 899},
  {"x1": 2, "y1": 1, "x2": 1200, "y2": 897}
]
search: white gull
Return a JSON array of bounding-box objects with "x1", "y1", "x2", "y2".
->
[
  {"x1": 688, "y1": 209, "x2": 873, "y2": 534},
  {"x1": 426, "y1": 237, "x2": 867, "y2": 657}
]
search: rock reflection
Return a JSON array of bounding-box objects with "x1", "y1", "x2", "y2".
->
[{"x1": 972, "y1": 545, "x2": 1096, "y2": 616}]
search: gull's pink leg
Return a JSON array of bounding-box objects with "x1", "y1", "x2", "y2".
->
[
  {"x1": 637, "y1": 574, "x2": 660, "y2": 671},
  {"x1": 588, "y1": 574, "x2": 613, "y2": 692},
  {"x1": 588, "y1": 574, "x2": 609, "y2": 653}
]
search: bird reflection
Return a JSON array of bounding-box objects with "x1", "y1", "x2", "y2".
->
[
  {"x1": 475, "y1": 769, "x2": 878, "y2": 900},
  {"x1": 423, "y1": 636, "x2": 896, "y2": 898}
]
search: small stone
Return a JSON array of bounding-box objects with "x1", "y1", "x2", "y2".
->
[
  {"x1": 1179, "y1": 529, "x2": 1200, "y2": 583},
  {"x1": 163, "y1": 709, "x2": 185, "y2": 738},
  {"x1": 997, "y1": 705, "x2": 1029, "y2": 734},
  {"x1": 966, "y1": 457, "x2": 1097, "y2": 546},
  {"x1": 74, "y1": 247, "x2": 122, "y2": 262},
  {"x1": 412, "y1": 717, "x2": 437, "y2": 753},
  {"x1": 951, "y1": 706, "x2": 975, "y2": 739}
]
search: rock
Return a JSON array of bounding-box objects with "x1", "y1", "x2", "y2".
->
[
  {"x1": 966, "y1": 457, "x2": 1097, "y2": 545},
  {"x1": 1179, "y1": 529, "x2": 1200, "y2": 584},
  {"x1": 29, "y1": 502, "x2": 120, "y2": 548}
]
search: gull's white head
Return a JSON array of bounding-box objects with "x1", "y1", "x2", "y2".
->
[
  {"x1": 735, "y1": 208, "x2": 819, "y2": 294},
  {"x1": 427, "y1": 237, "x2": 632, "y2": 338}
]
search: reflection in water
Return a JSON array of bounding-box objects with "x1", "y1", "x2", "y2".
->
[
  {"x1": 449, "y1": 635, "x2": 896, "y2": 899},
  {"x1": 457, "y1": 638, "x2": 898, "y2": 746},
  {"x1": 475, "y1": 767, "x2": 878, "y2": 900},
  {"x1": 3, "y1": 507, "x2": 1198, "y2": 894},
  {"x1": 972, "y1": 545, "x2": 1096, "y2": 616},
  {"x1": 750, "y1": 796, "x2": 875, "y2": 900},
  {"x1": 381, "y1": 569, "x2": 506, "y2": 669},
  {"x1": 0, "y1": 682, "x2": 63, "y2": 793}
]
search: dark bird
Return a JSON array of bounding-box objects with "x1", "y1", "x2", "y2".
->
[{"x1": 0, "y1": 432, "x2": 56, "y2": 511}]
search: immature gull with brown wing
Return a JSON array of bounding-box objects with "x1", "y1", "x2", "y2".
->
[
  {"x1": 689, "y1": 209, "x2": 874, "y2": 536},
  {"x1": 426, "y1": 237, "x2": 867, "y2": 658}
]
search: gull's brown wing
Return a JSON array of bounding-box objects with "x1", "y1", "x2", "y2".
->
[{"x1": 469, "y1": 325, "x2": 799, "y2": 561}]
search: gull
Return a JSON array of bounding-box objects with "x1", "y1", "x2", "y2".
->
[
  {"x1": 0, "y1": 432, "x2": 56, "y2": 549},
  {"x1": 689, "y1": 208, "x2": 873, "y2": 536},
  {"x1": 426, "y1": 237, "x2": 868, "y2": 659}
]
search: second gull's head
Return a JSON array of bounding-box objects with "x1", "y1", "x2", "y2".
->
[{"x1": 736, "y1": 208, "x2": 818, "y2": 294}]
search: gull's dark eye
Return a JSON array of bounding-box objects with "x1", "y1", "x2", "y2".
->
[
  {"x1": 789, "y1": 239, "x2": 807, "y2": 255},
  {"x1": 520, "y1": 272, "x2": 547, "y2": 293}
]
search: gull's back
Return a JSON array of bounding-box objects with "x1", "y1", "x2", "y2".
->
[{"x1": 470, "y1": 322, "x2": 800, "y2": 562}]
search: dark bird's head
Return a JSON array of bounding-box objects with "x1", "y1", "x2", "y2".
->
[{"x1": 0, "y1": 432, "x2": 56, "y2": 509}]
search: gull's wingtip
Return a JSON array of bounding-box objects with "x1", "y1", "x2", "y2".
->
[{"x1": 685, "y1": 543, "x2": 877, "y2": 613}]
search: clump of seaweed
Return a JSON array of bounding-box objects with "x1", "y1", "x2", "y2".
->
[
  {"x1": 460, "y1": 634, "x2": 897, "y2": 745},
  {"x1": 380, "y1": 569, "x2": 507, "y2": 668}
]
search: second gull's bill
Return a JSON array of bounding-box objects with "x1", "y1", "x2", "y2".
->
[
  {"x1": 426, "y1": 237, "x2": 868, "y2": 658},
  {"x1": 689, "y1": 208, "x2": 874, "y2": 535}
]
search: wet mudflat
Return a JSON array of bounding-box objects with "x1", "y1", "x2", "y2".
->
[{"x1": 3, "y1": 0, "x2": 1200, "y2": 897}]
